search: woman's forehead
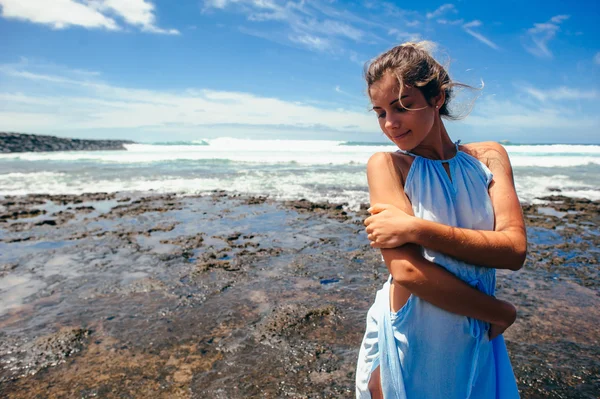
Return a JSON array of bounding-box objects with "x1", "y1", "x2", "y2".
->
[{"x1": 370, "y1": 78, "x2": 416, "y2": 101}]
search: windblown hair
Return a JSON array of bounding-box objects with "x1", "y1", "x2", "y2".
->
[{"x1": 365, "y1": 41, "x2": 479, "y2": 120}]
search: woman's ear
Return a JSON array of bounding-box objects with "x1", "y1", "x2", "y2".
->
[
  {"x1": 432, "y1": 90, "x2": 445, "y2": 109},
  {"x1": 429, "y1": 90, "x2": 446, "y2": 109}
]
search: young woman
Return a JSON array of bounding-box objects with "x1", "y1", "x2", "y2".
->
[{"x1": 355, "y1": 42, "x2": 526, "y2": 399}]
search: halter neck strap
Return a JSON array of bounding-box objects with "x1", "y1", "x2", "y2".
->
[{"x1": 396, "y1": 140, "x2": 461, "y2": 160}]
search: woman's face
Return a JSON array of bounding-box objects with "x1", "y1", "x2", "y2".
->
[{"x1": 369, "y1": 72, "x2": 439, "y2": 151}]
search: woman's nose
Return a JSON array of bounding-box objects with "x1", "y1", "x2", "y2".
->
[{"x1": 385, "y1": 115, "x2": 399, "y2": 130}]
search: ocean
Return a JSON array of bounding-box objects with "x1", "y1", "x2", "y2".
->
[{"x1": 1, "y1": 138, "x2": 599, "y2": 209}]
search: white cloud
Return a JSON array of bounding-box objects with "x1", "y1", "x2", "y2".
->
[
  {"x1": 94, "y1": 0, "x2": 155, "y2": 26},
  {"x1": 522, "y1": 85, "x2": 598, "y2": 102},
  {"x1": 202, "y1": 0, "x2": 238, "y2": 10},
  {"x1": 334, "y1": 85, "x2": 369, "y2": 105},
  {"x1": 550, "y1": 15, "x2": 569, "y2": 24},
  {"x1": 463, "y1": 20, "x2": 481, "y2": 29},
  {"x1": 202, "y1": 0, "x2": 427, "y2": 56},
  {"x1": 98, "y1": 0, "x2": 180, "y2": 34},
  {"x1": 142, "y1": 25, "x2": 179, "y2": 35},
  {"x1": 462, "y1": 20, "x2": 499, "y2": 50},
  {"x1": 0, "y1": 0, "x2": 178, "y2": 34},
  {"x1": 290, "y1": 18, "x2": 365, "y2": 42},
  {"x1": 0, "y1": 62, "x2": 375, "y2": 134},
  {"x1": 288, "y1": 34, "x2": 331, "y2": 51},
  {"x1": 0, "y1": 0, "x2": 119, "y2": 30},
  {"x1": 464, "y1": 95, "x2": 598, "y2": 130},
  {"x1": 426, "y1": 4, "x2": 456, "y2": 19},
  {"x1": 388, "y1": 28, "x2": 421, "y2": 42},
  {"x1": 461, "y1": 82, "x2": 598, "y2": 135},
  {"x1": 318, "y1": 20, "x2": 364, "y2": 41},
  {"x1": 348, "y1": 50, "x2": 364, "y2": 66},
  {"x1": 463, "y1": 29, "x2": 499, "y2": 50},
  {"x1": 437, "y1": 18, "x2": 463, "y2": 25},
  {"x1": 2, "y1": 61, "x2": 596, "y2": 141},
  {"x1": 202, "y1": 0, "x2": 383, "y2": 53},
  {"x1": 432, "y1": 13, "x2": 498, "y2": 50},
  {"x1": 523, "y1": 14, "x2": 570, "y2": 58},
  {"x1": 307, "y1": 0, "x2": 383, "y2": 29}
]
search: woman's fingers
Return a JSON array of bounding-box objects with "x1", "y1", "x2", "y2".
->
[
  {"x1": 368, "y1": 233, "x2": 386, "y2": 248},
  {"x1": 368, "y1": 203, "x2": 390, "y2": 214},
  {"x1": 364, "y1": 208, "x2": 390, "y2": 226}
]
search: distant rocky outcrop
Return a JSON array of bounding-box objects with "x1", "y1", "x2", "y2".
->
[{"x1": 0, "y1": 132, "x2": 135, "y2": 153}]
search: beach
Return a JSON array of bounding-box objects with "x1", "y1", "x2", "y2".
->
[
  {"x1": 1, "y1": 139, "x2": 599, "y2": 398},
  {"x1": 0, "y1": 190, "x2": 598, "y2": 398}
]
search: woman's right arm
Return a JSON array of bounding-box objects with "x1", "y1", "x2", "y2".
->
[{"x1": 367, "y1": 152, "x2": 516, "y2": 331}]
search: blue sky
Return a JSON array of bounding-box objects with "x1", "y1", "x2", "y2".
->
[{"x1": 0, "y1": 0, "x2": 598, "y2": 143}]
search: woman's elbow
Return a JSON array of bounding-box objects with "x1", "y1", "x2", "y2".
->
[
  {"x1": 382, "y1": 246, "x2": 425, "y2": 285},
  {"x1": 389, "y1": 259, "x2": 421, "y2": 286},
  {"x1": 509, "y1": 241, "x2": 527, "y2": 271}
]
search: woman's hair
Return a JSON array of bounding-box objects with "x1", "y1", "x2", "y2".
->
[{"x1": 365, "y1": 41, "x2": 479, "y2": 120}]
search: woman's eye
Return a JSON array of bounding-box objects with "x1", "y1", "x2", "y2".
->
[
  {"x1": 377, "y1": 113, "x2": 386, "y2": 119},
  {"x1": 396, "y1": 105, "x2": 410, "y2": 112}
]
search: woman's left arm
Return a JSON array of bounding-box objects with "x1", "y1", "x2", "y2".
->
[{"x1": 365, "y1": 142, "x2": 527, "y2": 271}]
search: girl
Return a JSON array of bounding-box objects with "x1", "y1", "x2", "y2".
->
[{"x1": 355, "y1": 42, "x2": 526, "y2": 399}]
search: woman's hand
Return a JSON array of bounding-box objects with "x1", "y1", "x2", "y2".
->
[
  {"x1": 489, "y1": 300, "x2": 517, "y2": 340},
  {"x1": 364, "y1": 203, "x2": 417, "y2": 248}
]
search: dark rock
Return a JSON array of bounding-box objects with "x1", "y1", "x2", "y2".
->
[
  {"x1": 35, "y1": 220, "x2": 57, "y2": 226},
  {"x1": 74, "y1": 206, "x2": 95, "y2": 212},
  {"x1": 0, "y1": 132, "x2": 135, "y2": 153},
  {"x1": 243, "y1": 196, "x2": 269, "y2": 205},
  {"x1": 0, "y1": 209, "x2": 45, "y2": 220},
  {"x1": 283, "y1": 199, "x2": 351, "y2": 221}
]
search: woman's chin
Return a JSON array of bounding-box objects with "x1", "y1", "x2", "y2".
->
[{"x1": 391, "y1": 134, "x2": 413, "y2": 149}]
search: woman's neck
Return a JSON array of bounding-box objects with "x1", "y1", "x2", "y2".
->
[{"x1": 409, "y1": 121, "x2": 456, "y2": 160}]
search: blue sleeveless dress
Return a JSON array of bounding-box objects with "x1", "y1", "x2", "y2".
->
[{"x1": 356, "y1": 141, "x2": 520, "y2": 399}]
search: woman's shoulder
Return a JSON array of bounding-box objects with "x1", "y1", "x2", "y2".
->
[
  {"x1": 367, "y1": 151, "x2": 414, "y2": 186},
  {"x1": 459, "y1": 141, "x2": 511, "y2": 169}
]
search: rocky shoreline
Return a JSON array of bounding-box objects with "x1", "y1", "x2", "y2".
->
[
  {"x1": 0, "y1": 192, "x2": 598, "y2": 398},
  {"x1": 0, "y1": 133, "x2": 134, "y2": 153}
]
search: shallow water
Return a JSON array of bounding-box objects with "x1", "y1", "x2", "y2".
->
[{"x1": 0, "y1": 192, "x2": 598, "y2": 398}]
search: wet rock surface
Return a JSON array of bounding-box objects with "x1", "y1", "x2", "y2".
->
[
  {"x1": 0, "y1": 192, "x2": 598, "y2": 398},
  {"x1": 522, "y1": 196, "x2": 600, "y2": 291},
  {"x1": 0, "y1": 328, "x2": 91, "y2": 381},
  {"x1": 0, "y1": 132, "x2": 134, "y2": 153}
]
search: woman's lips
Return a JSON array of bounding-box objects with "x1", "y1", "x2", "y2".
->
[{"x1": 393, "y1": 130, "x2": 411, "y2": 139}]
